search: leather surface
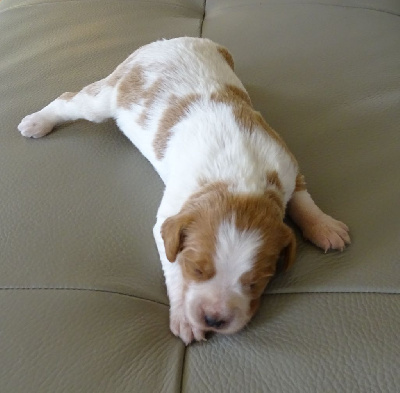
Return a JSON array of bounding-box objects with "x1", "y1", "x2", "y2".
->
[
  {"x1": 1, "y1": 0, "x2": 399, "y2": 392},
  {"x1": 0, "y1": 290, "x2": 183, "y2": 393},
  {"x1": 183, "y1": 293, "x2": 400, "y2": 392}
]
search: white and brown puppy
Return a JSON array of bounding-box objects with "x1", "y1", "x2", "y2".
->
[{"x1": 18, "y1": 37, "x2": 350, "y2": 345}]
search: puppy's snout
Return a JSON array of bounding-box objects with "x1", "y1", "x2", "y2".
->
[{"x1": 204, "y1": 315, "x2": 226, "y2": 329}]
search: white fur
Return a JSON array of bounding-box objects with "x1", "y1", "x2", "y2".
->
[{"x1": 18, "y1": 37, "x2": 350, "y2": 345}]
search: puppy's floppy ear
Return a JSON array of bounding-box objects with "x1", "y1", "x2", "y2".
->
[
  {"x1": 280, "y1": 224, "x2": 297, "y2": 272},
  {"x1": 161, "y1": 213, "x2": 193, "y2": 262}
]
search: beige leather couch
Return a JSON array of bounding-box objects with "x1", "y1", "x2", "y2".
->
[{"x1": 1, "y1": 0, "x2": 399, "y2": 392}]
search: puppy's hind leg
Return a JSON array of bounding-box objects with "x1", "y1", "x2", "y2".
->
[
  {"x1": 18, "y1": 79, "x2": 114, "y2": 138},
  {"x1": 288, "y1": 187, "x2": 351, "y2": 252}
]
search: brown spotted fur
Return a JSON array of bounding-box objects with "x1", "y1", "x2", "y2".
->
[
  {"x1": 217, "y1": 46, "x2": 235, "y2": 70},
  {"x1": 153, "y1": 93, "x2": 201, "y2": 160},
  {"x1": 161, "y1": 182, "x2": 296, "y2": 290}
]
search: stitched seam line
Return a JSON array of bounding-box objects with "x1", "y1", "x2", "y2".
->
[
  {"x1": 199, "y1": 0, "x2": 206, "y2": 37},
  {"x1": 207, "y1": 2, "x2": 400, "y2": 18},
  {"x1": 179, "y1": 337, "x2": 188, "y2": 393},
  {"x1": 263, "y1": 290, "x2": 400, "y2": 296},
  {"x1": 0, "y1": 286, "x2": 169, "y2": 306},
  {"x1": 1, "y1": 286, "x2": 397, "y2": 297},
  {"x1": 0, "y1": 0, "x2": 202, "y2": 15}
]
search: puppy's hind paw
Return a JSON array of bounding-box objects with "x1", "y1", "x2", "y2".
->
[{"x1": 18, "y1": 113, "x2": 54, "y2": 138}]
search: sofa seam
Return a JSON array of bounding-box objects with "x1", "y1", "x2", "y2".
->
[
  {"x1": 199, "y1": 0, "x2": 206, "y2": 37},
  {"x1": 263, "y1": 290, "x2": 400, "y2": 296},
  {"x1": 0, "y1": 286, "x2": 169, "y2": 306},
  {"x1": 206, "y1": 2, "x2": 400, "y2": 18},
  {"x1": 0, "y1": 0, "x2": 203, "y2": 15},
  {"x1": 1, "y1": 286, "x2": 397, "y2": 297},
  {"x1": 179, "y1": 337, "x2": 188, "y2": 393}
]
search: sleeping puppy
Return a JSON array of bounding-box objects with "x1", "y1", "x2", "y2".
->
[{"x1": 18, "y1": 37, "x2": 350, "y2": 345}]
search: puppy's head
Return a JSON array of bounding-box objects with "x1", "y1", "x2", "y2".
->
[{"x1": 161, "y1": 185, "x2": 296, "y2": 335}]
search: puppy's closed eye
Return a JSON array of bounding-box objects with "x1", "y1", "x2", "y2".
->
[
  {"x1": 181, "y1": 254, "x2": 216, "y2": 282},
  {"x1": 241, "y1": 273, "x2": 273, "y2": 297}
]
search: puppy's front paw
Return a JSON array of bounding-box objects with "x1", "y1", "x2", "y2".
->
[
  {"x1": 18, "y1": 113, "x2": 54, "y2": 138},
  {"x1": 170, "y1": 308, "x2": 205, "y2": 345},
  {"x1": 303, "y1": 214, "x2": 351, "y2": 252}
]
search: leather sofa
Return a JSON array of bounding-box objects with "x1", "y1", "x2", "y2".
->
[{"x1": 1, "y1": 0, "x2": 399, "y2": 392}]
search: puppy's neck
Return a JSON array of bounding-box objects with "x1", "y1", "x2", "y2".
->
[{"x1": 192, "y1": 179, "x2": 286, "y2": 219}]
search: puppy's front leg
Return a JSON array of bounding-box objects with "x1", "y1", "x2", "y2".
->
[
  {"x1": 288, "y1": 189, "x2": 351, "y2": 252},
  {"x1": 153, "y1": 219, "x2": 205, "y2": 345}
]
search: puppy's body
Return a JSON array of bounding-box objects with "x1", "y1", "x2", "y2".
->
[{"x1": 18, "y1": 37, "x2": 350, "y2": 344}]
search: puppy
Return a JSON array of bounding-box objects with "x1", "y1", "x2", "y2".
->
[{"x1": 18, "y1": 37, "x2": 350, "y2": 345}]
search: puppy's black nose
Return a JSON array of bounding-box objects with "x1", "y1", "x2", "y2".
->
[{"x1": 204, "y1": 315, "x2": 225, "y2": 328}]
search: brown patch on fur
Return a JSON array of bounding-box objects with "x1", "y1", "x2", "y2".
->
[
  {"x1": 240, "y1": 268, "x2": 274, "y2": 300},
  {"x1": 161, "y1": 212, "x2": 193, "y2": 263},
  {"x1": 114, "y1": 60, "x2": 197, "y2": 154},
  {"x1": 160, "y1": 186, "x2": 218, "y2": 282},
  {"x1": 227, "y1": 84, "x2": 252, "y2": 106},
  {"x1": 114, "y1": 60, "x2": 170, "y2": 128},
  {"x1": 83, "y1": 80, "x2": 103, "y2": 96},
  {"x1": 211, "y1": 84, "x2": 257, "y2": 135},
  {"x1": 116, "y1": 64, "x2": 145, "y2": 109},
  {"x1": 137, "y1": 78, "x2": 166, "y2": 127},
  {"x1": 295, "y1": 173, "x2": 307, "y2": 192},
  {"x1": 248, "y1": 298, "x2": 261, "y2": 317},
  {"x1": 266, "y1": 170, "x2": 283, "y2": 191},
  {"x1": 161, "y1": 183, "x2": 296, "y2": 287},
  {"x1": 153, "y1": 93, "x2": 201, "y2": 160},
  {"x1": 136, "y1": 64, "x2": 183, "y2": 128},
  {"x1": 265, "y1": 190, "x2": 285, "y2": 214},
  {"x1": 252, "y1": 111, "x2": 298, "y2": 165},
  {"x1": 180, "y1": 230, "x2": 217, "y2": 283},
  {"x1": 211, "y1": 85, "x2": 298, "y2": 166},
  {"x1": 107, "y1": 54, "x2": 137, "y2": 87},
  {"x1": 224, "y1": 188, "x2": 296, "y2": 274},
  {"x1": 59, "y1": 81, "x2": 104, "y2": 102},
  {"x1": 238, "y1": 192, "x2": 296, "y2": 299},
  {"x1": 59, "y1": 92, "x2": 78, "y2": 101},
  {"x1": 190, "y1": 180, "x2": 230, "y2": 201},
  {"x1": 217, "y1": 46, "x2": 235, "y2": 70},
  {"x1": 211, "y1": 84, "x2": 252, "y2": 111},
  {"x1": 107, "y1": 65, "x2": 128, "y2": 87}
]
